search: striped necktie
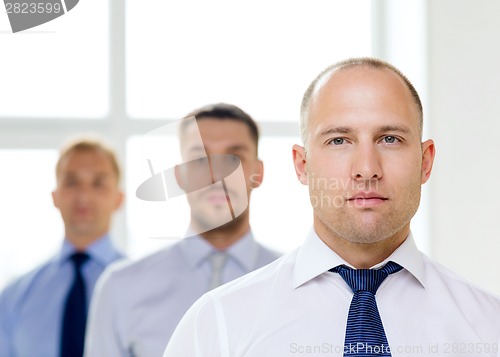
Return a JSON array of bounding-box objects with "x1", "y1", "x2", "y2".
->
[
  {"x1": 60, "y1": 252, "x2": 89, "y2": 357},
  {"x1": 330, "y1": 261, "x2": 403, "y2": 356}
]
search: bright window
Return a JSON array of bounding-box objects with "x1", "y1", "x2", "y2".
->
[
  {"x1": 0, "y1": 0, "x2": 109, "y2": 118},
  {"x1": 0, "y1": 150, "x2": 62, "y2": 289},
  {"x1": 126, "y1": 134, "x2": 312, "y2": 259},
  {"x1": 3, "y1": 1, "x2": 427, "y2": 290},
  {"x1": 126, "y1": 0, "x2": 372, "y2": 121}
]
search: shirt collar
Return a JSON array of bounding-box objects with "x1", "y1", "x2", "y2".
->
[
  {"x1": 293, "y1": 229, "x2": 426, "y2": 289},
  {"x1": 56, "y1": 233, "x2": 121, "y2": 268},
  {"x1": 179, "y1": 229, "x2": 257, "y2": 272},
  {"x1": 225, "y1": 230, "x2": 258, "y2": 272},
  {"x1": 374, "y1": 231, "x2": 427, "y2": 288}
]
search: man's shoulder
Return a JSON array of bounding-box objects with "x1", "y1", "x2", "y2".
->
[
  {"x1": 98, "y1": 243, "x2": 181, "y2": 286},
  {"x1": 254, "y1": 241, "x2": 282, "y2": 264},
  {"x1": 423, "y1": 255, "x2": 500, "y2": 310},
  {"x1": 0, "y1": 256, "x2": 55, "y2": 308},
  {"x1": 171, "y1": 249, "x2": 297, "y2": 342},
  {"x1": 211, "y1": 249, "x2": 295, "y2": 301}
]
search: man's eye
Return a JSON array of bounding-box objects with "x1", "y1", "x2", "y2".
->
[
  {"x1": 228, "y1": 155, "x2": 240, "y2": 163},
  {"x1": 194, "y1": 157, "x2": 208, "y2": 164},
  {"x1": 330, "y1": 138, "x2": 345, "y2": 145},
  {"x1": 64, "y1": 180, "x2": 77, "y2": 187},
  {"x1": 383, "y1": 136, "x2": 398, "y2": 144}
]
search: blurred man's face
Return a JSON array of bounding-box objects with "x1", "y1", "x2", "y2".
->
[
  {"x1": 52, "y1": 149, "x2": 123, "y2": 241},
  {"x1": 178, "y1": 118, "x2": 263, "y2": 233}
]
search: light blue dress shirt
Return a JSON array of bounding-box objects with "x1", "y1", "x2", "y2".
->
[
  {"x1": 0, "y1": 234, "x2": 123, "y2": 357},
  {"x1": 84, "y1": 231, "x2": 280, "y2": 357}
]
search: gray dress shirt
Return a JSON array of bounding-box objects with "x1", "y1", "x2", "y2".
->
[{"x1": 84, "y1": 231, "x2": 280, "y2": 357}]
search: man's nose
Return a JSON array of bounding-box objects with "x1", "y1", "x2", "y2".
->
[
  {"x1": 351, "y1": 143, "x2": 383, "y2": 182},
  {"x1": 209, "y1": 154, "x2": 240, "y2": 182},
  {"x1": 75, "y1": 184, "x2": 93, "y2": 202}
]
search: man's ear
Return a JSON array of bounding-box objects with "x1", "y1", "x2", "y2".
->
[
  {"x1": 421, "y1": 139, "x2": 436, "y2": 184},
  {"x1": 250, "y1": 160, "x2": 264, "y2": 189},
  {"x1": 174, "y1": 164, "x2": 186, "y2": 190},
  {"x1": 52, "y1": 190, "x2": 59, "y2": 209},
  {"x1": 292, "y1": 144, "x2": 308, "y2": 185},
  {"x1": 114, "y1": 190, "x2": 124, "y2": 210}
]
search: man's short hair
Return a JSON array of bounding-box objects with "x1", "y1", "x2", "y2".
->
[
  {"x1": 179, "y1": 103, "x2": 260, "y2": 154},
  {"x1": 56, "y1": 136, "x2": 122, "y2": 183},
  {"x1": 300, "y1": 57, "x2": 423, "y2": 147}
]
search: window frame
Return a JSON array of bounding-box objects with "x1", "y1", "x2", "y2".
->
[{"x1": 1, "y1": 1, "x2": 427, "y2": 256}]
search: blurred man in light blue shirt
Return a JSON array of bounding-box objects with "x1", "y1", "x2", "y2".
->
[{"x1": 0, "y1": 137, "x2": 124, "y2": 357}]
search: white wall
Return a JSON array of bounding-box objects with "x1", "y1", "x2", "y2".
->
[{"x1": 427, "y1": 0, "x2": 500, "y2": 295}]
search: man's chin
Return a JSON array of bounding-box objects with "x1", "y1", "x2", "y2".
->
[
  {"x1": 194, "y1": 219, "x2": 231, "y2": 233},
  {"x1": 192, "y1": 211, "x2": 246, "y2": 234},
  {"x1": 69, "y1": 223, "x2": 101, "y2": 236}
]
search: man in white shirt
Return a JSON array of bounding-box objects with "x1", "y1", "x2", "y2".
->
[
  {"x1": 163, "y1": 58, "x2": 500, "y2": 357},
  {"x1": 84, "y1": 103, "x2": 280, "y2": 357}
]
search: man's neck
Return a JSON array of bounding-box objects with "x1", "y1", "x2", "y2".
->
[
  {"x1": 316, "y1": 224, "x2": 409, "y2": 269},
  {"x1": 198, "y1": 221, "x2": 250, "y2": 250},
  {"x1": 65, "y1": 231, "x2": 106, "y2": 251}
]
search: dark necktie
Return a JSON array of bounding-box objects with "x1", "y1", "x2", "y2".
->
[
  {"x1": 330, "y1": 261, "x2": 403, "y2": 356},
  {"x1": 60, "y1": 252, "x2": 90, "y2": 357}
]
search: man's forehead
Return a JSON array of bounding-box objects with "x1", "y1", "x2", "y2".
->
[
  {"x1": 307, "y1": 68, "x2": 421, "y2": 139},
  {"x1": 184, "y1": 117, "x2": 251, "y2": 133},
  {"x1": 315, "y1": 66, "x2": 399, "y2": 94},
  {"x1": 182, "y1": 140, "x2": 252, "y2": 156},
  {"x1": 180, "y1": 120, "x2": 207, "y2": 152},
  {"x1": 312, "y1": 67, "x2": 418, "y2": 113},
  {"x1": 58, "y1": 150, "x2": 114, "y2": 173},
  {"x1": 59, "y1": 166, "x2": 113, "y2": 176},
  {"x1": 181, "y1": 119, "x2": 255, "y2": 149}
]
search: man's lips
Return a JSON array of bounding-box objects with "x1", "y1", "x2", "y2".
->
[
  {"x1": 198, "y1": 188, "x2": 232, "y2": 204},
  {"x1": 74, "y1": 207, "x2": 92, "y2": 214},
  {"x1": 206, "y1": 192, "x2": 230, "y2": 204},
  {"x1": 347, "y1": 192, "x2": 388, "y2": 207},
  {"x1": 347, "y1": 192, "x2": 387, "y2": 200}
]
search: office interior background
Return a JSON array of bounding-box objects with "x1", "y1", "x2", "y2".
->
[{"x1": 1, "y1": 0, "x2": 499, "y2": 295}]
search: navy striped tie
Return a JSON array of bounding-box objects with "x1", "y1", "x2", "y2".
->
[{"x1": 330, "y1": 261, "x2": 403, "y2": 356}]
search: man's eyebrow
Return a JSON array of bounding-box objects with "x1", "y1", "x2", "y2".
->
[
  {"x1": 319, "y1": 126, "x2": 352, "y2": 136},
  {"x1": 60, "y1": 172, "x2": 112, "y2": 180},
  {"x1": 377, "y1": 125, "x2": 411, "y2": 134},
  {"x1": 62, "y1": 171, "x2": 111, "y2": 176},
  {"x1": 93, "y1": 172, "x2": 112, "y2": 178},
  {"x1": 318, "y1": 125, "x2": 411, "y2": 136},
  {"x1": 227, "y1": 144, "x2": 250, "y2": 152},
  {"x1": 184, "y1": 144, "x2": 252, "y2": 156},
  {"x1": 185, "y1": 145, "x2": 206, "y2": 154}
]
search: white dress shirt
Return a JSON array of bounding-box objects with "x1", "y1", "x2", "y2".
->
[
  {"x1": 164, "y1": 230, "x2": 500, "y2": 357},
  {"x1": 84, "y1": 231, "x2": 280, "y2": 357}
]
